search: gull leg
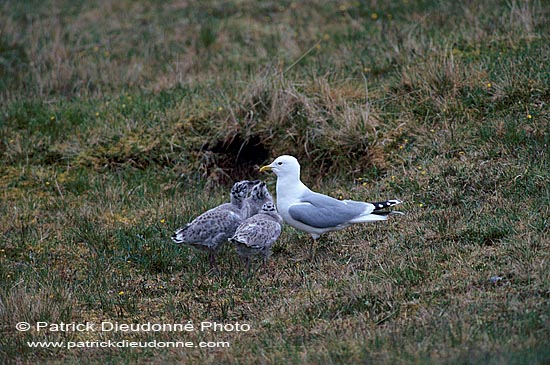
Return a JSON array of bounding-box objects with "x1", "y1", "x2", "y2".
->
[
  {"x1": 208, "y1": 253, "x2": 219, "y2": 273},
  {"x1": 309, "y1": 237, "x2": 317, "y2": 260},
  {"x1": 253, "y1": 258, "x2": 262, "y2": 276},
  {"x1": 289, "y1": 237, "x2": 316, "y2": 262},
  {"x1": 255, "y1": 254, "x2": 270, "y2": 275},
  {"x1": 261, "y1": 249, "x2": 270, "y2": 267}
]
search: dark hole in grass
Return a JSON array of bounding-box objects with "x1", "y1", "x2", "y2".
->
[{"x1": 206, "y1": 134, "x2": 270, "y2": 183}]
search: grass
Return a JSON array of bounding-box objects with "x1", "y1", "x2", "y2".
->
[{"x1": 1, "y1": 0, "x2": 549, "y2": 363}]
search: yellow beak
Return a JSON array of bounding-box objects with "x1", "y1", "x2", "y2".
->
[{"x1": 259, "y1": 165, "x2": 272, "y2": 173}]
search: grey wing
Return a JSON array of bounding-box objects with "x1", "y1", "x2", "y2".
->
[
  {"x1": 232, "y1": 218, "x2": 282, "y2": 248},
  {"x1": 288, "y1": 191, "x2": 374, "y2": 228},
  {"x1": 178, "y1": 207, "x2": 242, "y2": 243}
]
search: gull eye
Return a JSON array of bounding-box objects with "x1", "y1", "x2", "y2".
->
[{"x1": 277, "y1": 162, "x2": 283, "y2": 165}]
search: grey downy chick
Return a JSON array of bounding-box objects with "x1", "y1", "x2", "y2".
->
[
  {"x1": 229, "y1": 201, "x2": 283, "y2": 272},
  {"x1": 171, "y1": 180, "x2": 258, "y2": 270},
  {"x1": 243, "y1": 181, "x2": 274, "y2": 219}
]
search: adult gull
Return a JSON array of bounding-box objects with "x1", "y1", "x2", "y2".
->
[{"x1": 260, "y1": 155, "x2": 403, "y2": 257}]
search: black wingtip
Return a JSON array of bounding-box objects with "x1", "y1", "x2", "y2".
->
[
  {"x1": 371, "y1": 210, "x2": 404, "y2": 217},
  {"x1": 230, "y1": 238, "x2": 247, "y2": 247},
  {"x1": 370, "y1": 199, "x2": 403, "y2": 212},
  {"x1": 171, "y1": 230, "x2": 185, "y2": 244}
]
